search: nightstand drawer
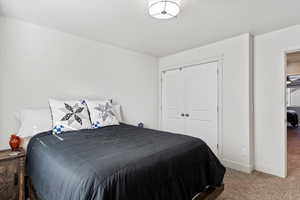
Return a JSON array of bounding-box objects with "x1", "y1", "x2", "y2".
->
[
  {"x1": 0, "y1": 159, "x2": 19, "y2": 200},
  {"x1": 0, "y1": 149, "x2": 25, "y2": 200},
  {"x1": 0, "y1": 180, "x2": 18, "y2": 200}
]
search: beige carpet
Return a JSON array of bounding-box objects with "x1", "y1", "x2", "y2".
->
[{"x1": 217, "y1": 128, "x2": 300, "y2": 200}]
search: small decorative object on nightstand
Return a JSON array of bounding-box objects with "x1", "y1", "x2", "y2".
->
[
  {"x1": 9, "y1": 135, "x2": 21, "y2": 151},
  {"x1": 0, "y1": 148, "x2": 25, "y2": 200}
]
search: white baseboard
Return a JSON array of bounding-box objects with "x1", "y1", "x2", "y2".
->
[
  {"x1": 221, "y1": 159, "x2": 254, "y2": 173},
  {"x1": 255, "y1": 164, "x2": 286, "y2": 178},
  {"x1": 221, "y1": 159, "x2": 286, "y2": 177}
]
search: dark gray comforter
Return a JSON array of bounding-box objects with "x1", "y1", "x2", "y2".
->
[{"x1": 27, "y1": 124, "x2": 225, "y2": 200}]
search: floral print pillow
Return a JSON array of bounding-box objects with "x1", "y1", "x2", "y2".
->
[
  {"x1": 49, "y1": 99, "x2": 92, "y2": 134},
  {"x1": 85, "y1": 100, "x2": 119, "y2": 128}
]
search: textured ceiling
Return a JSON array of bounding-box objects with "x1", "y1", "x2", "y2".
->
[{"x1": 1, "y1": 0, "x2": 300, "y2": 56}]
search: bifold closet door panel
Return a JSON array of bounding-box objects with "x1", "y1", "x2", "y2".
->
[
  {"x1": 162, "y1": 69, "x2": 185, "y2": 134},
  {"x1": 183, "y1": 62, "x2": 219, "y2": 154}
]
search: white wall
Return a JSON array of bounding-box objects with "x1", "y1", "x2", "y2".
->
[
  {"x1": 255, "y1": 24, "x2": 300, "y2": 177},
  {"x1": 0, "y1": 17, "x2": 158, "y2": 149},
  {"x1": 159, "y1": 34, "x2": 254, "y2": 173}
]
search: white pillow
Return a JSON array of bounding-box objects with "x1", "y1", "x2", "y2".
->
[
  {"x1": 49, "y1": 99, "x2": 92, "y2": 134},
  {"x1": 112, "y1": 104, "x2": 122, "y2": 122},
  {"x1": 82, "y1": 98, "x2": 122, "y2": 121},
  {"x1": 17, "y1": 108, "x2": 52, "y2": 138},
  {"x1": 20, "y1": 136, "x2": 32, "y2": 152},
  {"x1": 85, "y1": 100, "x2": 120, "y2": 128}
]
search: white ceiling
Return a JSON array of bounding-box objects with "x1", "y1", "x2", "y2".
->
[{"x1": 1, "y1": 0, "x2": 300, "y2": 57}]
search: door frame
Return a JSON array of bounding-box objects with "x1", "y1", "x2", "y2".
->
[
  {"x1": 159, "y1": 55, "x2": 224, "y2": 158},
  {"x1": 282, "y1": 47, "x2": 300, "y2": 178}
]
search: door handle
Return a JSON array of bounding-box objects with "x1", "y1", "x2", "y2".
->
[{"x1": 185, "y1": 114, "x2": 190, "y2": 117}]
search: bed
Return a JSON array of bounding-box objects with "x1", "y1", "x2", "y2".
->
[
  {"x1": 287, "y1": 110, "x2": 298, "y2": 128},
  {"x1": 26, "y1": 123, "x2": 225, "y2": 200}
]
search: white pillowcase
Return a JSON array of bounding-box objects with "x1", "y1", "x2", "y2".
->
[
  {"x1": 49, "y1": 99, "x2": 92, "y2": 134},
  {"x1": 85, "y1": 100, "x2": 120, "y2": 128},
  {"x1": 20, "y1": 136, "x2": 32, "y2": 152},
  {"x1": 112, "y1": 104, "x2": 122, "y2": 122},
  {"x1": 16, "y1": 108, "x2": 52, "y2": 138}
]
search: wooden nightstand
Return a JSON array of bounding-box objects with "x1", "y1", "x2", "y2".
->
[{"x1": 0, "y1": 148, "x2": 25, "y2": 200}]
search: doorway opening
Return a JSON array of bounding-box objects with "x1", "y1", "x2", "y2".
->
[{"x1": 286, "y1": 51, "x2": 300, "y2": 176}]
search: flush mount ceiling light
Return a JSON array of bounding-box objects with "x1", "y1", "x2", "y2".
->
[{"x1": 148, "y1": 0, "x2": 181, "y2": 19}]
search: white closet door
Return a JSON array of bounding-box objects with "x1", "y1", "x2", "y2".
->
[
  {"x1": 162, "y1": 69, "x2": 185, "y2": 133},
  {"x1": 183, "y1": 62, "x2": 219, "y2": 154}
]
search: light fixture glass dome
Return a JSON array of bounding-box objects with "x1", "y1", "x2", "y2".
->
[{"x1": 148, "y1": 0, "x2": 181, "y2": 19}]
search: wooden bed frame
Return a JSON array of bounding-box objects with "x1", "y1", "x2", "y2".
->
[{"x1": 28, "y1": 178, "x2": 224, "y2": 200}]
